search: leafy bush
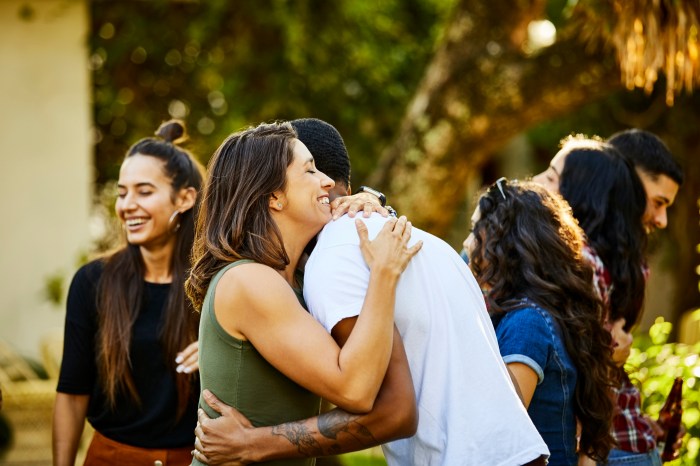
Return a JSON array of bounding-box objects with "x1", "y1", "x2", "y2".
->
[{"x1": 627, "y1": 317, "x2": 700, "y2": 465}]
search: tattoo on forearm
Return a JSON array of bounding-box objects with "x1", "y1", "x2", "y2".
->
[
  {"x1": 318, "y1": 410, "x2": 377, "y2": 445},
  {"x1": 271, "y1": 410, "x2": 378, "y2": 457},
  {"x1": 271, "y1": 423, "x2": 324, "y2": 456}
]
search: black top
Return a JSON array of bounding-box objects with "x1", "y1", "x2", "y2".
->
[{"x1": 56, "y1": 259, "x2": 198, "y2": 448}]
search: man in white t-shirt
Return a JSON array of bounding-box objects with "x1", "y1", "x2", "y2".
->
[
  {"x1": 306, "y1": 213, "x2": 549, "y2": 465},
  {"x1": 193, "y1": 118, "x2": 548, "y2": 465}
]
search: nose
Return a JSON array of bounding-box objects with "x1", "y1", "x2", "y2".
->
[
  {"x1": 119, "y1": 192, "x2": 138, "y2": 212},
  {"x1": 655, "y1": 208, "x2": 668, "y2": 229},
  {"x1": 321, "y1": 173, "x2": 335, "y2": 190}
]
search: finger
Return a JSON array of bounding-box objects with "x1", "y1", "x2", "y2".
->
[
  {"x1": 176, "y1": 341, "x2": 197, "y2": 363},
  {"x1": 192, "y1": 445, "x2": 209, "y2": 464},
  {"x1": 183, "y1": 361, "x2": 199, "y2": 374},
  {"x1": 203, "y1": 389, "x2": 224, "y2": 415},
  {"x1": 355, "y1": 218, "x2": 369, "y2": 245},
  {"x1": 392, "y1": 215, "x2": 408, "y2": 235},
  {"x1": 332, "y1": 201, "x2": 349, "y2": 220},
  {"x1": 401, "y1": 221, "x2": 413, "y2": 244},
  {"x1": 330, "y1": 197, "x2": 343, "y2": 210},
  {"x1": 407, "y1": 240, "x2": 424, "y2": 257},
  {"x1": 180, "y1": 352, "x2": 199, "y2": 373},
  {"x1": 377, "y1": 206, "x2": 389, "y2": 217},
  {"x1": 197, "y1": 408, "x2": 211, "y2": 428},
  {"x1": 363, "y1": 203, "x2": 374, "y2": 218}
]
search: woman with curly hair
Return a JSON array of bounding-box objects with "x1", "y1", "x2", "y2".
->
[{"x1": 465, "y1": 179, "x2": 616, "y2": 466}]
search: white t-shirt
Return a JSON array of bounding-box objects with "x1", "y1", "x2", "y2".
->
[{"x1": 304, "y1": 214, "x2": 549, "y2": 466}]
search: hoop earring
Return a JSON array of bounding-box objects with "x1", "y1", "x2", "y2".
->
[{"x1": 168, "y1": 210, "x2": 182, "y2": 233}]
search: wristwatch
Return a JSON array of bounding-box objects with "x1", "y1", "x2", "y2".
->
[{"x1": 357, "y1": 185, "x2": 387, "y2": 207}]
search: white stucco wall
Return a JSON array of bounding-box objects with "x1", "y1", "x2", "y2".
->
[{"x1": 0, "y1": 0, "x2": 91, "y2": 360}]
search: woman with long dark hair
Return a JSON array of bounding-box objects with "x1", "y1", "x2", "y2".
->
[
  {"x1": 186, "y1": 122, "x2": 420, "y2": 466},
  {"x1": 533, "y1": 137, "x2": 661, "y2": 466},
  {"x1": 53, "y1": 120, "x2": 205, "y2": 466},
  {"x1": 466, "y1": 180, "x2": 616, "y2": 465},
  {"x1": 533, "y1": 136, "x2": 647, "y2": 330}
]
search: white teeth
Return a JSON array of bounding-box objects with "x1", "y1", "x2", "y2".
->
[
  {"x1": 126, "y1": 218, "x2": 147, "y2": 226},
  {"x1": 320, "y1": 198, "x2": 329, "y2": 205}
]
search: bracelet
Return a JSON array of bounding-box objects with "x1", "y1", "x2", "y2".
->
[
  {"x1": 357, "y1": 185, "x2": 387, "y2": 207},
  {"x1": 386, "y1": 205, "x2": 398, "y2": 217}
]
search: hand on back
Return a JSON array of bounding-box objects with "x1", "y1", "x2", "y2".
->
[{"x1": 355, "y1": 216, "x2": 422, "y2": 279}]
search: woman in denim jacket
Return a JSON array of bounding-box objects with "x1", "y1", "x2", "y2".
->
[{"x1": 465, "y1": 180, "x2": 617, "y2": 466}]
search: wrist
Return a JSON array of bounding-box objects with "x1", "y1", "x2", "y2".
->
[
  {"x1": 370, "y1": 266, "x2": 401, "y2": 284},
  {"x1": 247, "y1": 426, "x2": 271, "y2": 462}
]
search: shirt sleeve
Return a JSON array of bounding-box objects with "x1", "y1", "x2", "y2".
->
[
  {"x1": 303, "y1": 243, "x2": 370, "y2": 333},
  {"x1": 56, "y1": 261, "x2": 101, "y2": 394},
  {"x1": 495, "y1": 308, "x2": 553, "y2": 385}
]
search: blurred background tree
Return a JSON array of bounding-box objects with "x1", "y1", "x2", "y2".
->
[
  {"x1": 91, "y1": 0, "x2": 700, "y2": 325},
  {"x1": 91, "y1": 0, "x2": 455, "y2": 185}
]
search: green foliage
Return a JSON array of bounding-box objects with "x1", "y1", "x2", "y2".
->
[
  {"x1": 91, "y1": 0, "x2": 456, "y2": 188},
  {"x1": 627, "y1": 318, "x2": 700, "y2": 465},
  {"x1": 41, "y1": 271, "x2": 64, "y2": 306}
]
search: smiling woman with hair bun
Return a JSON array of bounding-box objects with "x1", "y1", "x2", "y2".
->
[{"x1": 53, "y1": 119, "x2": 205, "y2": 466}]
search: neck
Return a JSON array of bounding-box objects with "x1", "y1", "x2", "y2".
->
[
  {"x1": 273, "y1": 215, "x2": 319, "y2": 287},
  {"x1": 140, "y1": 242, "x2": 175, "y2": 283}
]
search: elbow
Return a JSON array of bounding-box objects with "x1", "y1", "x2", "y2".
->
[
  {"x1": 336, "y1": 393, "x2": 376, "y2": 414},
  {"x1": 394, "y1": 403, "x2": 418, "y2": 438},
  {"x1": 376, "y1": 401, "x2": 417, "y2": 442}
]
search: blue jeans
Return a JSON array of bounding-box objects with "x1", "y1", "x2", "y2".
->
[{"x1": 600, "y1": 448, "x2": 662, "y2": 466}]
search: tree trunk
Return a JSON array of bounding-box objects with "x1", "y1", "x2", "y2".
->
[{"x1": 369, "y1": 0, "x2": 623, "y2": 236}]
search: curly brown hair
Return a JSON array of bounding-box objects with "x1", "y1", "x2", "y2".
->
[{"x1": 469, "y1": 179, "x2": 616, "y2": 462}]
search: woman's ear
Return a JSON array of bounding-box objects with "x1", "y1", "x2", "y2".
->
[
  {"x1": 176, "y1": 187, "x2": 197, "y2": 212},
  {"x1": 269, "y1": 192, "x2": 285, "y2": 211}
]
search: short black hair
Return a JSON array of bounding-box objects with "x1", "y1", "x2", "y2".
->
[
  {"x1": 608, "y1": 129, "x2": 684, "y2": 186},
  {"x1": 291, "y1": 118, "x2": 351, "y2": 187}
]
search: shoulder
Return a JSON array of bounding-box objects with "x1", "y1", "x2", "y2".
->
[
  {"x1": 497, "y1": 306, "x2": 558, "y2": 346},
  {"x1": 70, "y1": 259, "x2": 105, "y2": 290},
  {"x1": 499, "y1": 306, "x2": 551, "y2": 329},
  {"x1": 216, "y1": 262, "x2": 290, "y2": 306}
]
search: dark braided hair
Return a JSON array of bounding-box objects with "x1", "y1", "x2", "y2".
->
[{"x1": 469, "y1": 180, "x2": 616, "y2": 462}]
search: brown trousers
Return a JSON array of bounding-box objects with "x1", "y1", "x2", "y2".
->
[{"x1": 84, "y1": 430, "x2": 193, "y2": 466}]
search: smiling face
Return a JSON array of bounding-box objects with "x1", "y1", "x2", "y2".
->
[
  {"x1": 636, "y1": 169, "x2": 679, "y2": 233},
  {"x1": 116, "y1": 154, "x2": 189, "y2": 251},
  {"x1": 532, "y1": 149, "x2": 567, "y2": 193},
  {"x1": 277, "y1": 139, "x2": 335, "y2": 232}
]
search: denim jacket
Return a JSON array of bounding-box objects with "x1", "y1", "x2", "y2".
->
[{"x1": 494, "y1": 303, "x2": 578, "y2": 466}]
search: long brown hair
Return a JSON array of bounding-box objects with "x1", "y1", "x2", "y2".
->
[
  {"x1": 469, "y1": 180, "x2": 616, "y2": 461},
  {"x1": 186, "y1": 122, "x2": 296, "y2": 311},
  {"x1": 97, "y1": 120, "x2": 204, "y2": 419}
]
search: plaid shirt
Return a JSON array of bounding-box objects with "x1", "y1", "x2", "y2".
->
[
  {"x1": 611, "y1": 371, "x2": 657, "y2": 452},
  {"x1": 583, "y1": 245, "x2": 656, "y2": 452}
]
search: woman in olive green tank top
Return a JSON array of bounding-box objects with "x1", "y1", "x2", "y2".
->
[{"x1": 186, "y1": 122, "x2": 421, "y2": 465}]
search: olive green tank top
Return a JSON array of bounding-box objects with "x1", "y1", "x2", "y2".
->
[{"x1": 194, "y1": 260, "x2": 321, "y2": 466}]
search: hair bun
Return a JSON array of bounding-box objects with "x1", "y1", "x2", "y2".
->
[{"x1": 155, "y1": 119, "x2": 188, "y2": 144}]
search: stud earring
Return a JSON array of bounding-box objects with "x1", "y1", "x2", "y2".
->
[{"x1": 277, "y1": 202, "x2": 283, "y2": 209}]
